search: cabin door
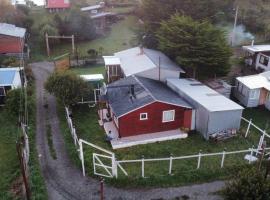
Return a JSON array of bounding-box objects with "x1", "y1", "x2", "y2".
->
[{"x1": 259, "y1": 88, "x2": 268, "y2": 105}]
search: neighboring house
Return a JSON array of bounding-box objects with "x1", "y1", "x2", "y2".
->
[
  {"x1": 101, "y1": 75, "x2": 194, "y2": 139},
  {"x1": 0, "y1": 23, "x2": 27, "y2": 57},
  {"x1": 167, "y1": 78, "x2": 244, "y2": 140},
  {"x1": 0, "y1": 67, "x2": 22, "y2": 105},
  {"x1": 234, "y1": 71, "x2": 270, "y2": 110},
  {"x1": 45, "y1": 0, "x2": 70, "y2": 12},
  {"x1": 81, "y1": 2, "x2": 116, "y2": 34},
  {"x1": 242, "y1": 44, "x2": 270, "y2": 72},
  {"x1": 103, "y1": 47, "x2": 185, "y2": 83}
]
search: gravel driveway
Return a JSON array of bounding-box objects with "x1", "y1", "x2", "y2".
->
[{"x1": 31, "y1": 61, "x2": 224, "y2": 200}]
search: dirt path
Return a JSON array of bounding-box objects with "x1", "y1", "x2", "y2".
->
[{"x1": 31, "y1": 61, "x2": 224, "y2": 200}]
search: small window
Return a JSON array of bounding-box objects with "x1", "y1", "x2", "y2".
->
[
  {"x1": 140, "y1": 113, "x2": 148, "y2": 120},
  {"x1": 267, "y1": 92, "x2": 270, "y2": 101},
  {"x1": 259, "y1": 55, "x2": 269, "y2": 66},
  {"x1": 250, "y1": 90, "x2": 258, "y2": 99},
  {"x1": 162, "y1": 110, "x2": 175, "y2": 123}
]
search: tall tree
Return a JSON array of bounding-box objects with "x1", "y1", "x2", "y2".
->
[{"x1": 156, "y1": 15, "x2": 232, "y2": 78}]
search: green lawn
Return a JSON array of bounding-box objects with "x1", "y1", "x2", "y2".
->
[
  {"x1": 0, "y1": 85, "x2": 47, "y2": 199},
  {"x1": 0, "y1": 109, "x2": 20, "y2": 199},
  {"x1": 58, "y1": 102, "x2": 270, "y2": 187},
  {"x1": 70, "y1": 65, "x2": 105, "y2": 75},
  {"x1": 49, "y1": 15, "x2": 138, "y2": 58}
]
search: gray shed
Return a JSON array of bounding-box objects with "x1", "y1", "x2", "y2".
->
[{"x1": 167, "y1": 78, "x2": 244, "y2": 139}]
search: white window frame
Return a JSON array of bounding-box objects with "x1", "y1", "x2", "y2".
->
[
  {"x1": 140, "y1": 113, "x2": 148, "y2": 120},
  {"x1": 250, "y1": 89, "x2": 258, "y2": 99},
  {"x1": 267, "y1": 92, "x2": 270, "y2": 101},
  {"x1": 162, "y1": 110, "x2": 175, "y2": 123}
]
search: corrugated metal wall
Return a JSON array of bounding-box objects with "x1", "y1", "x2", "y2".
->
[{"x1": 208, "y1": 110, "x2": 243, "y2": 137}]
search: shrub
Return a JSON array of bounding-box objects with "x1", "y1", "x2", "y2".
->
[{"x1": 222, "y1": 167, "x2": 270, "y2": 200}]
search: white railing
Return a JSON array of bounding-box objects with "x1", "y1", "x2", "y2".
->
[
  {"x1": 64, "y1": 108, "x2": 270, "y2": 179},
  {"x1": 65, "y1": 106, "x2": 117, "y2": 178},
  {"x1": 116, "y1": 147, "x2": 270, "y2": 178}
]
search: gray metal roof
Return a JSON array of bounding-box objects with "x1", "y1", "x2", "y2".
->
[
  {"x1": 81, "y1": 5, "x2": 103, "y2": 11},
  {"x1": 106, "y1": 76, "x2": 192, "y2": 117},
  {"x1": 91, "y1": 12, "x2": 115, "y2": 19},
  {"x1": 0, "y1": 23, "x2": 26, "y2": 38},
  {"x1": 114, "y1": 47, "x2": 185, "y2": 76},
  {"x1": 167, "y1": 78, "x2": 244, "y2": 112}
]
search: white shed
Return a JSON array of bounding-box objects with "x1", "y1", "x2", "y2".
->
[{"x1": 167, "y1": 78, "x2": 244, "y2": 139}]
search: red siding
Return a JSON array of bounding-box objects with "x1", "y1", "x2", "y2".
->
[
  {"x1": 46, "y1": 0, "x2": 70, "y2": 8},
  {"x1": 118, "y1": 102, "x2": 192, "y2": 137},
  {"x1": 0, "y1": 35, "x2": 24, "y2": 54}
]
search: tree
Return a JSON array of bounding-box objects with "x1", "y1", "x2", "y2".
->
[
  {"x1": 222, "y1": 167, "x2": 270, "y2": 200},
  {"x1": 56, "y1": 9, "x2": 96, "y2": 41},
  {"x1": 45, "y1": 72, "x2": 90, "y2": 106},
  {"x1": 156, "y1": 15, "x2": 232, "y2": 78},
  {"x1": 139, "y1": 0, "x2": 233, "y2": 48}
]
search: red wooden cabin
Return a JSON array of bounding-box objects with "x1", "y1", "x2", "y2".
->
[{"x1": 102, "y1": 76, "x2": 194, "y2": 138}]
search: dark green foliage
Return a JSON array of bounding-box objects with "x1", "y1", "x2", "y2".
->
[
  {"x1": 156, "y1": 15, "x2": 232, "y2": 78},
  {"x1": 55, "y1": 9, "x2": 96, "y2": 41},
  {"x1": 45, "y1": 72, "x2": 90, "y2": 106},
  {"x1": 222, "y1": 167, "x2": 270, "y2": 200}
]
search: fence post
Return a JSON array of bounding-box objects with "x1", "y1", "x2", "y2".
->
[
  {"x1": 245, "y1": 119, "x2": 252, "y2": 138},
  {"x1": 197, "y1": 150, "x2": 202, "y2": 169},
  {"x1": 142, "y1": 155, "x2": 145, "y2": 178},
  {"x1": 79, "y1": 140, "x2": 85, "y2": 176},
  {"x1": 249, "y1": 145, "x2": 254, "y2": 164},
  {"x1": 169, "y1": 154, "x2": 173, "y2": 175},
  {"x1": 112, "y1": 153, "x2": 118, "y2": 178},
  {"x1": 221, "y1": 148, "x2": 226, "y2": 168},
  {"x1": 73, "y1": 127, "x2": 77, "y2": 145}
]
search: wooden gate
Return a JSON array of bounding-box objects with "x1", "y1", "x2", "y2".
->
[{"x1": 93, "y1": 153, "x2": 114, "y2": 178}]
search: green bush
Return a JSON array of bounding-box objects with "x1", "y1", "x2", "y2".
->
[{"x1": 222, "y1": 167, "x2": 270, "y2": 200}]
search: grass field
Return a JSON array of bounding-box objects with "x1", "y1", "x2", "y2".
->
[
  {"x1": 0, "y1": 109, "x2": 20, "y2": 199},
  {"x1": 0, "y1": 85, "x2": 47, "y2": 199},
  {"x1": 51, "y1": 15, "x2": 138, "y2": 57},
  {"x1": 58, "y1": 101, "x2": 270, "y2": 187}
]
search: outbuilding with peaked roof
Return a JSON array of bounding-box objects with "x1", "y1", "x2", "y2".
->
[{"x1": 103, "y1": 47, "x2": 185, "y2": 83}]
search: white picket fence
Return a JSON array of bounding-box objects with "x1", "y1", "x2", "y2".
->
[{"x1": 64, "y1": 107, "x2": 270, "y2": 179}]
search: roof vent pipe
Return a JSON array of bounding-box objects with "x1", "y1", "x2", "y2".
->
[
  {"x1": 251, "y1": 40, "x2": 254, "y2": 46},
  {"x1": 139, "y1": 44, "x2": 144, "y2": 55}
]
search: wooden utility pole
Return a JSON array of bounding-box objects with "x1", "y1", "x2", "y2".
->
[
  {"x1": 16, "y1": 140, "x2": 31, "y2": 200},
  {"x1": 45, "y1": 33, "x2": 50, "y2": 57},
  {"x1": 231, "y1": 5, "x2": 239, "y2": 46}
]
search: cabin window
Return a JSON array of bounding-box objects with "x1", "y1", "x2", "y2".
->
[
  {"x1": 250, "y1": 90, "x2": 259, "y2": 99},
  {"x1": 162, "y1": 110, "x2": 175, "y2": 123},
  {"x1": 140, "y1": 113, "x2": 148, "y2": 120},
  {"x1": 267, "y1": 92, "x2": 270, "y2": 101},
  {"x1": 259, "y1": 55, "x2": 269, "y2": 66},
  {"x1": 0, "y1": 87, "x2": 5, "y2": 96}
]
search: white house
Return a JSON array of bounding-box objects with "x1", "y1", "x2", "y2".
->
[
  {"x1": 242, "y1": 45, "x2": 270, "y2": 72},
  {"x1": 0, "y1": 67, "x2": 22, "y2": 105},
  {"x1": 234, "y1": 71, "x2": 270, "y2": 110},
  {"x1": 103, "y1": 47, "x2": 185, "y2": 83}
]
